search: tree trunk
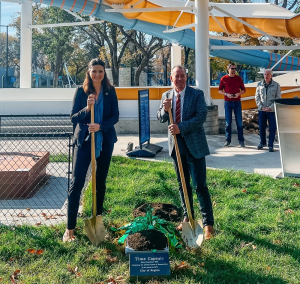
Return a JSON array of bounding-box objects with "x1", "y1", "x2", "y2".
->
[{"x1": 53, "y1": 46, "x2": 63, "y2": 88}]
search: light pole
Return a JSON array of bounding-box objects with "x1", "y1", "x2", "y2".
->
[{"x1": 0, "y1": 25, "x2": 8, "y2": 87}]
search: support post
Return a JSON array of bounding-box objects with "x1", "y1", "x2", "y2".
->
[
  {"x1": 5, "y1": 25, "x2": 8, "y2": 87},
  {"x1": 195, "y1": 0, "x2": 212, "y2": 105},
  {"x1": 171, "y1": 44, "x2": 181, "y2": 68},
  {"x1": 20, "y1": 0, "x2": 32, "y2": 88}
]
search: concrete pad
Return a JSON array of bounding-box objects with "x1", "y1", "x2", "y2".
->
[{"x1": 113, "y1": 133, "x2": 282, "y2": 178}]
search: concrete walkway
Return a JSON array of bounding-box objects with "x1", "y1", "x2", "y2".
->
[{"x1": 114, "y1": 133, "x2": 282, "y2": 178}]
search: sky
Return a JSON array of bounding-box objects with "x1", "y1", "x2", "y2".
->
[{"x1": 0, "y1": 2, "x2": 21, "y2": 34}]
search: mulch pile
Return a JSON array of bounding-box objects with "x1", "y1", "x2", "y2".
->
[
  {"x1": 133, "y1": 202, "x2": 181, "y2": 222},
  {"x1": 242, "y1": 109, "x2": 260, "y2": 134}
]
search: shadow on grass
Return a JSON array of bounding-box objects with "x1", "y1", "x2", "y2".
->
[
  {"x1": 171, "y1": 249, "x2": 287, "y2": 284},
  {"x1": 235, "y1": 230, "x2": 300, "y2": 264}
]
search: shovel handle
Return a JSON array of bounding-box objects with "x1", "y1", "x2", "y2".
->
[
  {"x1": 168, "y1": 109, "x2": 195, "y2": 232},
  {"x1": 91, "y1": 104, "x2": 97, "y2": 218}
]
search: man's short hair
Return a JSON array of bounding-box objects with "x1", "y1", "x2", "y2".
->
[
  {"x1": 227, "y1": 62, "x2": 236, "y2": 70},
  {"x1": 264, "y1": 69, "x2": 273, "y2": 75},
  {"x1": 171, "y1": 65, "x2": 186, "y2": 75}
]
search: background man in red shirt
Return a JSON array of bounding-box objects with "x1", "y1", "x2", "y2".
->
[{"x1": 218, "y1": 63, "x2": 246, "y2": 147}]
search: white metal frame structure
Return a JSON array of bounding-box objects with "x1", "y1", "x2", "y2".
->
[
  {"x1": 2, "y1": 0, "x2": 300, "y2": 104},
  {"x1": 105, "y1": 1, "x2": 299, "y2": 104}
]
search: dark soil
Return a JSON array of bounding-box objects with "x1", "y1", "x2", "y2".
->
[
  {"x1": 133, "y1": 202, "x2": 181, "y2": 222},
  {"x1": 127, "y1": 230, "x2": 167, "y2": 251}
]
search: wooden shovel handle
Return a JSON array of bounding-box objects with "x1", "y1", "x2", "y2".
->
[
  {"x1": 168, "y1": 109, "x2": 195, "y2": 232},
  {"x1": 91, "y1": 104, "x2": 97, "y2": 218}
]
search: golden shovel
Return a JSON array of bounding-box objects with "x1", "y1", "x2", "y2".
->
[
  {"x1": 168, "y1": 109, "x2": 203, "y2": 248},
  {"x1": 85, "y1": 104, "x2": 106, "y2": 245}
]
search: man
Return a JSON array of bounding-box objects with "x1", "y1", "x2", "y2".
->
[
  {"x1": 255, "y1": 69, "x2": 281, "y2": 152},
  {"x1": 157, "y1": 65, "x2": 214, "y2": 240},
  {"x1": 218, "y1": 63, "x2": 246, "y2": 147}
]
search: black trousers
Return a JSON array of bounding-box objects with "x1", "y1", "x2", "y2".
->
[
  {"x1": 171, "y1": 135, "x2": 214, "y2": 227},
  {"x1": 67, "y1": 136, "x2": 114, "y2": 230}
]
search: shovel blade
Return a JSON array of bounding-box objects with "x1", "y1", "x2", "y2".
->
[
  {"x1": 182, "y1": 220, "x2": 203, "y2": 248},
  {"x1": 84, "y1": 215, "x2": 106, "y2": 245}
]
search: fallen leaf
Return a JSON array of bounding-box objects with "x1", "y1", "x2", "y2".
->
[
  {"x1": 104, "y1": 249, "x2": 112, "y2": 254},
  {"x1": 267, "y1": 266, "x2": 271, "y2": 270},
  {"x1": 115, "y1": 275, "x2": 125, "y2": 282},
  {"x1": 55, "y1": 213, "x2": 65, "y2": 216},
  {"x1": 106, "y1": 256, "x2": 118, "y2": 263},
  {"x1": 75, "y1": 272, "x2": 82, "y2": 278},
  {"x1": 27, "y1": 249, "x2": 36, "y2": 254},
  {"x1": 35, "y1": 222, "x2": 42, "y2": 226},
  {"x1": 67, "y1": 265, "x2": 79, "y2": 274},
  {"x1": 285, "y1": 209, "x2": 293, "y2": 214},
  {"x1": 17, "y1": 212, "x2": 25, "y2": 217},
  {"x1": 198, "y1": 262, "x2": 205, "y2": 267},
  {"x1": 273, "y1": 239, "x2": 282, "y2": 244},
  {"x1": 41, "y1": 213, "x2": 46, "y2": 217},
  {"x1": 10, "y1": 270, "x2": 21, "y2": 283},
  {"x1": 292, "y1": 183, "x2": 300, "y2": 187},
  {"x1": 252, "y1": 245, "x2": 257, "y2": 250},
  {"x1": 0, "y1": 277, "x2": 3, "y2": 281},
  {"x1": 9, "y1": 257, "x2": 15, "y2": 261},
  {"x1": 174, "y1": 261, "x2": 189, "y2": 270},
  {"x1": 26, "y1": 208, "x2": 30, "y2": 211},
  {"x1": 36, "y1": 250, "x2": 44, "y2": 255},
  {"x1": 240, "y1": 242, "x2": 251, "y2": 248},
  {"x1": 107, "y1": 275, "x2": 116, "y2": 284},
  {"x1": 242, "y1": 189, "x2": 247, "y2": 193},
  {"x1": 50, "y1": 225, "x2": 59, "y2": 231}
]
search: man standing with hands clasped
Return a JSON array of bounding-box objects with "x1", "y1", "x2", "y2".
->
[
  {"x1": 157, "y1": 65, "x2": 214, "y2": 241},
  {"x1": 219, "y1": 63, "x2": 246, "y2": 147},
  {"x1": 255, "y1": 69, "x2": 281, "y2": 152}
]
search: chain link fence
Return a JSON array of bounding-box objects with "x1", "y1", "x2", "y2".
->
[{"x1": 0, "y1": 115, "x2": 83, "y2": 226}]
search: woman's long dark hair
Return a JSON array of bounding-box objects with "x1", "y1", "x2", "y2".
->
[{"x1": 83, "y1": 58, "x2": 112, "y2": 95}]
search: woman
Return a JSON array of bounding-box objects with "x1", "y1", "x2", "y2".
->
[{"x1": 63, "y1": 58, "x2": 119, "y2": 242}]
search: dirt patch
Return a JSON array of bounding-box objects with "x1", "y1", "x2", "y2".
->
[
  {"x1": 133, "y1": 203, "x2": 181, "y2": 222},
  {"x1": 127, "y1": 230, "x2": 167, "y2": 251}
]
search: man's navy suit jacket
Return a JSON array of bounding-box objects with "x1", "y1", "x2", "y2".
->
[{"x1": 157, "y1": 85, "x2": 210, "y2": 159}]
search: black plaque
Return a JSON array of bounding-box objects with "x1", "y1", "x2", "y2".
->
[
  {"x1": 138, "y1": 89, "x2": 150, "y2": 147},
  {"x1": 129, "y1": 251, "x2": 170, "y2": 281}
]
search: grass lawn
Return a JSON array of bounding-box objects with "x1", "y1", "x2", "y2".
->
[{"x1": 1, "y1": 156, "x2": 299, "y2": 283}]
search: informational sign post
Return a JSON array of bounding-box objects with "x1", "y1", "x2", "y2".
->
[
  {"x1": 129, "y1": 251, "x2": 170, "y2": 282},
  {"x1": 126, "y1": 89, "x2": 163, "y2": 157},
  {"x1": 138, "y1": 89, "x2": 150, "y2": 148}
]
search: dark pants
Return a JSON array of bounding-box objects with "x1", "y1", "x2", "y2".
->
[
  {"x1": 171, "y1": 135, "x2": 214, "y2": 227},
  {"x1": 259, "y1": 111, "x2": 277, "y2": 147},
  {"x1": 224, "y1": 101, "x2": 244, "y2": 143},
  {"x1": 67, "y1": 136, "x2": 114, "y2": 230}
]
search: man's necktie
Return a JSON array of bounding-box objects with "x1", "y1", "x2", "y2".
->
[{"x1": 175, "y1": 93, "x2": 181, "y2": 124}]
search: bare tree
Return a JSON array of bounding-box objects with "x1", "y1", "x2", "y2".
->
[{"x1": 120, "y1": 28, "x2": 167, "y2": 86}]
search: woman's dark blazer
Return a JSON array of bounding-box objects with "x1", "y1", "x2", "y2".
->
[{"x1": 71, "y1": 86, "x2": 119, "y2": 148}]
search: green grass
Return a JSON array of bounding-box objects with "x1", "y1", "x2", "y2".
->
[
  {"x1": 49, "y1": 154, "x2": 70, "y2": 163},
  {"x1": 1, "y1": 156, "x2": 300, "y2": 283}
]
